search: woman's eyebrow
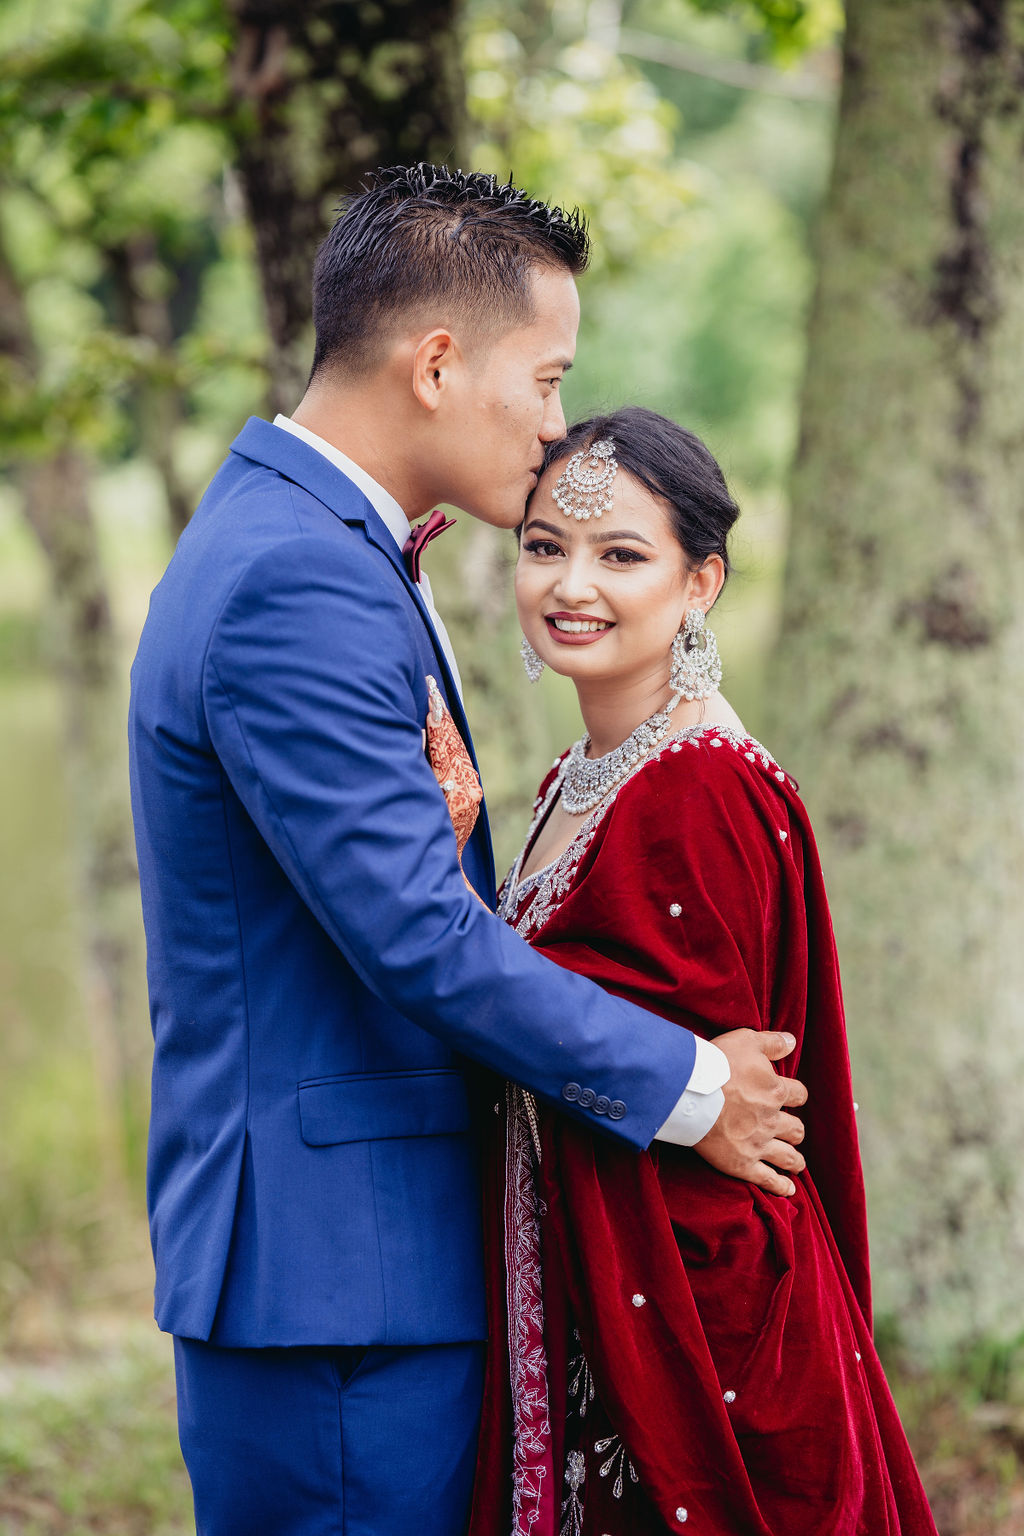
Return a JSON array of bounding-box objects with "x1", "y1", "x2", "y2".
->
[
  {"x1": 590, "y1": 528, "x2": 655, "y2": 547},
  {"x1": 523, "y1": 518, "x2": 656, "y2": 548}
]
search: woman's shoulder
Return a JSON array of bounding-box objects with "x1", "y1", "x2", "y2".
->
[
  {"x1": 525, "y1": 724, "x2": 803, "y2": 865},
  {"x1": 644, "y1": 722, "x2": 795, "y2": 792}
]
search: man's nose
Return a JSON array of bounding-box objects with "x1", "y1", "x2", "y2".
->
[{"x1": 539, "y1": 390, "x2": 567, "y2": 443}]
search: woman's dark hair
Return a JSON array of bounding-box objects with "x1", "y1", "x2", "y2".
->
[
  {"x1": 538, "y1": 407, "x2": 738, "y2": 584},
  {"x1": 311, "y1": 163, "x2": 590, "y2": 380}
]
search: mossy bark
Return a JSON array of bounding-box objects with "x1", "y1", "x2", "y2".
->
[
  {"x1": 0, "y1": 240, "x2": 149, "y2": 1175},
  {"x1": 227, "y1": 0, "x2": 466, "y2": 412},
  {"x1": 770, "y1": 0, "x2": 1024, "y2": 1355}
]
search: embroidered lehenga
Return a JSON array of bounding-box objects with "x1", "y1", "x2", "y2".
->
[{"x1": 467, "y1": 723, "x2": 938, "y2": 1536}]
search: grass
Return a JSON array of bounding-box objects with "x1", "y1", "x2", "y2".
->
[
  {"x1": 892, "y1": 1371, "x2": 1024, "y2": 1533},
  {"x1": 0, "y1": 1322, "x2": 192, "y2": 1536}
]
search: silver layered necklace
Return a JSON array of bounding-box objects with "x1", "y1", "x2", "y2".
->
[{"x1": 560, "y1": 692, "x2": 683, "y2": 816}]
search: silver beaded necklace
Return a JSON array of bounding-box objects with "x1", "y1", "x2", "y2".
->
[{"x1": 560, "y1": 692, "x2": 684, "y2": 816}]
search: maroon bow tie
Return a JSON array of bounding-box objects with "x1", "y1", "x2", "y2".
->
[{"x1": 402, "y1": 508, "x2": 456, "y2": 583}]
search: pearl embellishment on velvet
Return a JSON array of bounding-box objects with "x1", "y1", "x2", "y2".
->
[
  {"x1": 676, "y1": 1510, "x2": 688, "y2": 1523},
  {"x1": 669, "y1": 903, "x2": 682, "y2": 917},
  {"x1": 723, "y1": 1389, "x2": 736, "y2": 1404},
  {"x1": 775, "y1": 769, "x2": 786, "y2": 781},
  {"x1": 632, "y1": 1293, "x2": 646, "y2": 1307},
  {"x1": 779, "y1": 829, "x2": 788, "y2": 841},
  {"x1": 855, "y1": 1351, "x2": 862, "y2": 1362}
]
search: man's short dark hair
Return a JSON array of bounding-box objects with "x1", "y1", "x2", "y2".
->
[{"x1": 310, "y1": 163, "x2": 590, "y2": 380}]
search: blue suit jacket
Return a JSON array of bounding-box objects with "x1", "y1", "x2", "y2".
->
[{"x1": 128, "y1": 418, "x2": 697, "y2": 1347}]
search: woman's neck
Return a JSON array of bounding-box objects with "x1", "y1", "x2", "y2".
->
[
  {"x1": 576, "y1": 672, "x2": 678, "y2": 758},
  {"x1": 575, "y1": 673, "x2": 738, "y2": 759}
]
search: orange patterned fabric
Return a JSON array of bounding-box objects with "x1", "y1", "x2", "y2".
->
[{"x1": 425, "y1": 676, "x2": 484, "y2": 896}]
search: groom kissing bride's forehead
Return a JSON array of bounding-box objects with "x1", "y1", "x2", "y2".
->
[
  {"x1": 298, "y1": 161, "x2": 586, "y2": 524},
  {"x1": 128, "y1": 161, "x2": 805, "y2": 1536}
]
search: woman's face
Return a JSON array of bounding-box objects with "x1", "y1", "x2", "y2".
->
[{"x1": 515, "y1": 462, "x2": 722, "y2": 693}]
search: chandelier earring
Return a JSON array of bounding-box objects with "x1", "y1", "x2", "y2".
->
[
  {"x1": 521, "y1": 635, "x2": 545, "y2": 683},
  {"x1": 670, "y1": 607, "x2": 723, "y2": 701}
]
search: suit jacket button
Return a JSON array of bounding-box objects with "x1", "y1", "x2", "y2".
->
[
  {"x1": 608, "y1": 1100, "x2": 627, "y2": 1120},
  {"x1": 594, "y1": 1095, "x2": 611, "y2": 1115},
  {"x1": 578, "y1": 1087, "x2": 597, "y2": 1108},
  {"x1": 562, "y1": 1082, "x2": 582, "y2": 1103}
]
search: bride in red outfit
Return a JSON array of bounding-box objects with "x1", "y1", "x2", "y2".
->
[{"x1": 468, "y1": 408, "x2": 937, "y2": 1535}]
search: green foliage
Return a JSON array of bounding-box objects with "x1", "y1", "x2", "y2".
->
[
  {"x1": 682, "y1": 0, "x2": 842, "y2": 62},
  {"x1": 465, "y1": 1, "x2": 698, "y2": 272},
  {"x1": 0, "y1": 0, "x2": 262, "y2": 462}
]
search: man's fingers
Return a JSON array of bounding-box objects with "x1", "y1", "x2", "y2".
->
[
  {"x1": 781, "y1": 1075, "x2": 809, "y2": 1108},
  {"x1": 766, "y1": 1139, "x2": 806, "y2": 1175},
  {"x1": 757, "y1": 1030, "x2": 797, "y2": 1062},
  {"x1": 747, "y1": 1161, "x2": 797, "y2": 1198},
  {"x1": 775, "y1": 1111, "x2": 806, "y2": 1146}
]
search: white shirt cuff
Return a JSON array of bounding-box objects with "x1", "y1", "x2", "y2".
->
[{"x1": 653, "y1": 1036, "x2": 730, "y2": 1147}]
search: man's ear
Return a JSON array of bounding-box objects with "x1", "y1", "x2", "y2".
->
[{"x1": 411, "y1": 329, "x2": 457, "y2": 411}]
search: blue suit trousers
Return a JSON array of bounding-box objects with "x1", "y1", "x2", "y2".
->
[{"x1": 174, "y1": 1337, "x2": 485, "y2": 1535}]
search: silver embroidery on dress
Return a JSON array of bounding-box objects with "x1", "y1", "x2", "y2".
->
[
  {"x1": 505, "y1": 1080, "x2": 551, "y2": 1530},
  {"x1": 567, "y1": 1331, "x2": 596, "y2": 1420},
  {"x1": 510, "y1": 724, "x2": 783, "y2": 941},
  {"x1": 593, "y1": 1433, "x2": 640, "y2": 1499},
  {"x1": 560, "y1": 1450, "x2": 587, "y2": 1536}
]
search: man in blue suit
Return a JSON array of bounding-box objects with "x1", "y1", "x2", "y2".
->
[{"x1": 128, "y1": 164, "x2": 807, "y2": 1535}]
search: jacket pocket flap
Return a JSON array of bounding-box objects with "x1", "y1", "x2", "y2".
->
[{"x1": 298, "y1": 1069, "x2": 471, "y2": 1146}]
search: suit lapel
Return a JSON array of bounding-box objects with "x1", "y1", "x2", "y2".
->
[
  {"x1": 230, "y1": 418, "x2": 496, "y2": 896},
  {"x1": 357, "y1": 520, "x2": 499, "y2": 896}
]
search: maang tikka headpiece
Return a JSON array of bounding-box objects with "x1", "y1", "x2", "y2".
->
[{"x1": 552, "y1": 438, "x2": 618, "y2": 520}]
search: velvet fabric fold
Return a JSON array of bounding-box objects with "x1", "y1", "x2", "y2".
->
[{"x1": 470, "y1": 728, "x2": 936, "y2": 1535}]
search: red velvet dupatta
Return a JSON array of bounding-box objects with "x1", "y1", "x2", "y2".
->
[{"x1": 470, "y1": 726, "x2": 936, "y2": 1536}]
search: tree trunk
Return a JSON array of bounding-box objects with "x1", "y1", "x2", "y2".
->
[
  {"x1": 0, "y1": 238, "x2": 149, "y2": 1174},
  {"x1": 106, "y1": 235, "x2": 195, "y2": 542},
  {"x1": 227, "y1": 0, "x2": 466, "y2": 413},
  {"x1": 221, "y1": 1, "x2": 558, "y2": 862},
  {"x1": 770, "y1": 0, "x2": 1024, "y2": 1357}
]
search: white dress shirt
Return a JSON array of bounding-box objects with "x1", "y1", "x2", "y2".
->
[
  {"x1": 272, "y1": 413, "x2": 726, "y2": 1146},
  {"x1": 654, "y1": 1037, "x2": 728, "y2": 1146}
]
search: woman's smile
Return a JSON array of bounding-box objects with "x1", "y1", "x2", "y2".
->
[
  {"x1": 545, "y1": 611, "x2": 615, "y2": 643},
  {"x1": 516, "y1": 466, "x2": 692, "y2": 692}
]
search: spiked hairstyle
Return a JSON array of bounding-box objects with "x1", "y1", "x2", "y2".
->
[{"x1": 310, "y1": 163, "x2": 590, "y2": 379}]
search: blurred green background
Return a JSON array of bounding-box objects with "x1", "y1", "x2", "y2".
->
[{"x1": 1, "y1": 0, "x2": 1021, "y2": 1530}]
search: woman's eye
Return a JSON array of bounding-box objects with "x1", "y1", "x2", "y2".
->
[
  {"x1": 523, "y1": 539, "x2": 563, "y2": 558},
  {"x1": 604, "y1": 547, "x2": 647, "y2": 564}
]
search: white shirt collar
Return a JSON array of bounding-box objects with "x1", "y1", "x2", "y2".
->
[{"x1": 272, "y1": 414, "x2": 411, "y2": 553}]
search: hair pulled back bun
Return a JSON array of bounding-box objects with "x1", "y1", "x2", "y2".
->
[{"x1": 541, "y1": 406, "x2": 738, "y2": 584}]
